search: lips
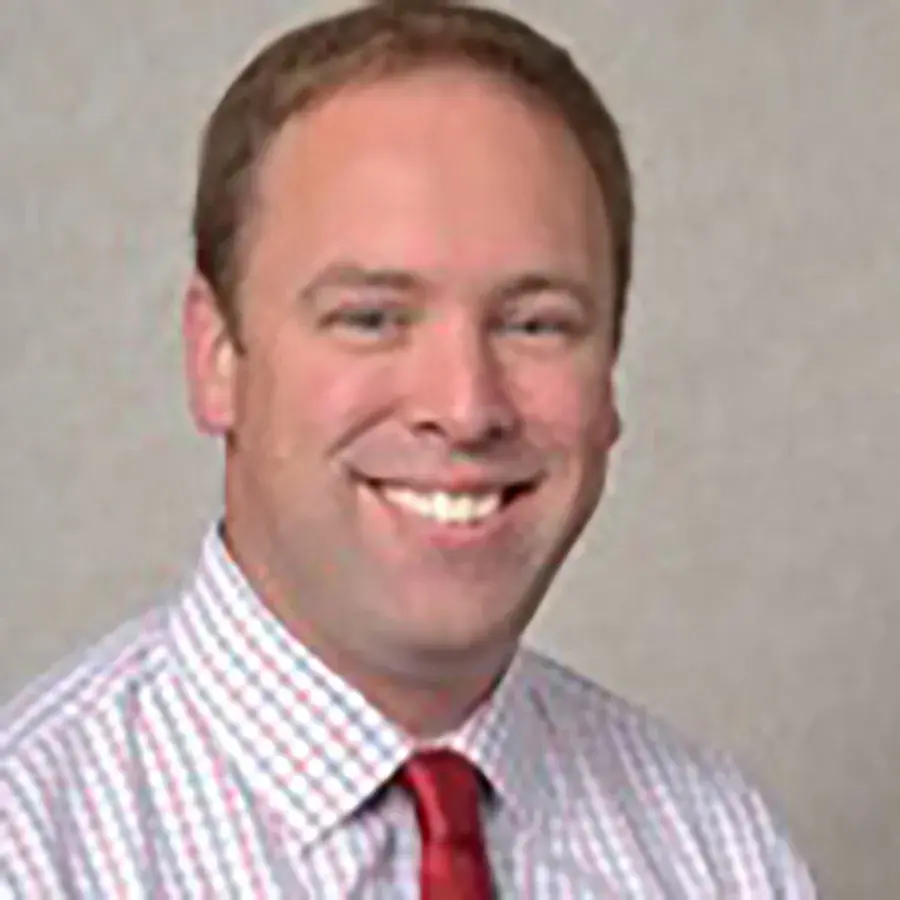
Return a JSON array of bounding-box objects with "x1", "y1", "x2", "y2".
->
[
  {"x1": 355, "y1": 475, "x2": 537, "y2": 531},
  {"x1": 379, "y1": 485, "x2": 500, "y2": 524}
]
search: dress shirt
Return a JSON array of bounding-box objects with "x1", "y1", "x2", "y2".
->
[{"x1": 2, "y1": 523, "x2": 817, "y2": 898}]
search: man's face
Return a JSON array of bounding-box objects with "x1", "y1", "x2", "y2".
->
[{"x1": 187, "y1": 66, "x2": 621, "y2": 681}]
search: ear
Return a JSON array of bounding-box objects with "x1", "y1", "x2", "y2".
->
[
  {"x1": 597, "y1": 372, "x2": 623, "y2": 451},
  {"x1": 182, "y1": 272, "x2": 239, "y2": 436},
  {"x1": 608, "y1": 405, "x2": 623, "y2": 448}
]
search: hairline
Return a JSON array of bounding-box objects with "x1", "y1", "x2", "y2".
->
[{"x1": 224, "y1": 58, "x2": 620, "y2": 326}]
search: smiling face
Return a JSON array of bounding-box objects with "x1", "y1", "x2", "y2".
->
[{"x1": 185, "y1": 65, "x2": 621, "y2": 686}]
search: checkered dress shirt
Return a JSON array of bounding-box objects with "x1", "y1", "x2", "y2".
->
[{"x1": 2, "y1": 524, "x2": 817, "y2": 898}]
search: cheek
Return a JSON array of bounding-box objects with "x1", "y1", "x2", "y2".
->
[
  {"x1": 253, "y1": 350, "x2": 396, "y2": 463},
  {"x1": 514, "y1": 366, "x2": 617, "y2": 451}
]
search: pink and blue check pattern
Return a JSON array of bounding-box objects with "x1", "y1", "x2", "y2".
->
[{"x1": 2, "y1": 524, "x2": 817, "y2": 897}]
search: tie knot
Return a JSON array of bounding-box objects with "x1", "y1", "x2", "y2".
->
[{"x1": 399, "y1": 749, "x2": 485, "y2": 845}]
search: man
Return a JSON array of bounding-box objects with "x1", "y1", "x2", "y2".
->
[{"x1": 2, "y1": 1, "x2": 817, "y2": 896}]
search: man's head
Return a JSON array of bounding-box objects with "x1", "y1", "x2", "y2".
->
[{"x1": 183, "y1": 0, "x2": 632, "y2": 692}]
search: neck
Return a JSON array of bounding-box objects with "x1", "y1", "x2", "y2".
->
[
  {"x1": 271, "y1": 592, "x2": 512, "y2": 736},
  {"x1": 296, "y1": 637, "x2": 510, "y2": 737},
  {"x1": 219, "y1": 518, "x2": 514, "y2": 738}
]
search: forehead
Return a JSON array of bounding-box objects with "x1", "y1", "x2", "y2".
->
[{"x1": 247, "y1": 65, "x2": 612, "y2": 287}]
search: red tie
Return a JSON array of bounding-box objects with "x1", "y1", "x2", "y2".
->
[{"x1": 399, "y1": 749, "x2": 494, "y2": 900}]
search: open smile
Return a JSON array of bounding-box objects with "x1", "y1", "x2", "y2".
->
[{"x1": 352, "y1": 475, "x2": 540, "y2": 537}]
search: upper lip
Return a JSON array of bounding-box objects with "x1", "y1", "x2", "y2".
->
[{"x1": 354, "y1": 473, "x2": 541, "y2": 495}]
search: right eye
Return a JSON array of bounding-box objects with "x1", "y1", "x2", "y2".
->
[{"x1": 321, "y1": 303, "x2": 413, "y2": 346}]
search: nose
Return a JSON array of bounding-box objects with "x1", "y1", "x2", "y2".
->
[{"x1": 403, "y1": 319, "x2": 519, "y2": 450}]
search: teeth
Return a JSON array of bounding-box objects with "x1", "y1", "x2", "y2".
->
[{"x1": 379, "y1": 486, "x2": 502, "y2": 525}]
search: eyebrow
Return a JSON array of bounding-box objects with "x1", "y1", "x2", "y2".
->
[
  {"x1": 299, "y1": 263, "x2": 431, "y2": 304},
  {"x1": 485, "y1": 271, "x2": 597, "y2": 310},
  {"x1": 298, "y1": 261, "x2": 597, "y2": 309}
]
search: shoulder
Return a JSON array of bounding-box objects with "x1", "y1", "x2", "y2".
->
[
  {"x1": 1, "y1": 599, "x2": 190, "y2": 891},
  {"x1": 518, "y1": 648, "x2": 817, "y2": 896},
  {"x1": 1, "y1": 602, "x2": 172, "y2": 779},
  {"x1": 522, "y1": 646, "x2": 748, "y2": 785}
]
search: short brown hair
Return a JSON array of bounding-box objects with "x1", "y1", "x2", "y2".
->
[{"x1": 192, "y1": 0, "x2": 634, "y2": 349}]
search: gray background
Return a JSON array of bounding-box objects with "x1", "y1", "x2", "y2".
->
[{"x1": 2, "y1": 1, "x2": 898, "y2": 896}]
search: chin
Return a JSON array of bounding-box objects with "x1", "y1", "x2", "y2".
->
[
  {"x1": 403, "y1": 590, "x2": 537, "y2": 656},
  {"x1": 383, "y1": 628, "x2": 516, "y2": 681}
]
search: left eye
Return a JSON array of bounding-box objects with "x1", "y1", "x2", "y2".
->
[
  {"x1": 340, "y1": 307, "x2": 395, "y2": 332},
  {"x1": 504, "y1": 316, "x2": 576, "y2": 337}
]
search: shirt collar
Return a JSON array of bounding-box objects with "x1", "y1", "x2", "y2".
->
[{"x1": 167, "y1": 522, "x2": 551, "y2": 849}]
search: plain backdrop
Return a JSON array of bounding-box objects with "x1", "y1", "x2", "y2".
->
[{"x1": 1, "y1": 2, "x2": 898, "y2": 897}]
